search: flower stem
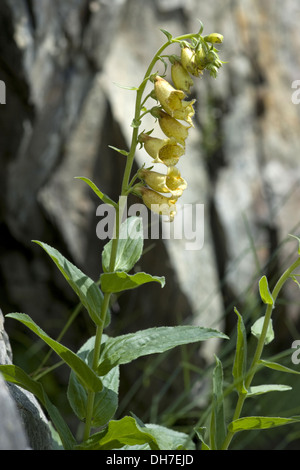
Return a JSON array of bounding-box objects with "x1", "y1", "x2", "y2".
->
[{"x1": 221, "y1": 256, "x2": 300, "y2": 450}]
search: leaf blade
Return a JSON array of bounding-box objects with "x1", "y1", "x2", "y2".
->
[
  {"x1": 100, "y1": 271, "x2": 165, "y2": 293},
  {"x1": 102, "y1": 216, "x2": 144, "y2": 273},
  {"x1": 98, "y1": 326, "x2": 228, "y2": 375},
  {"x1": 228, "y1": 416, "x2": 300, "y2": 433},
  {"x1": 33, "y1": 241, "x2": 104, "y2": 326},
  {"x1": 6, "y1": 313, "x2": 103, "y2": 393},
  {"x1": 0, "y1": 364, "x2": 76, "y2": 450}
]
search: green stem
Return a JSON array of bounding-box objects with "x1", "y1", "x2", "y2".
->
[{"x1": 221, "y1": 257, "x2": 300, "y2": 450}]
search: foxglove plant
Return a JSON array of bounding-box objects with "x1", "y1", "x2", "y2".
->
[{"x1": 1, "y1": 21, "x2": 299, "y2": 451}]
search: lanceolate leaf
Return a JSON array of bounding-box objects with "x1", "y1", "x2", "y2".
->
[
  {"x1": 0, "y1": 364, "x2": 76, "y2": 450},
  {"x1": 258, "y1": 359, "x2": 300, "y2": 375},
  {"x1": 98, "y1": 326, "x2": 228, "y2": 376},
  {"x1": 6, "y1": 313, "x2": 103, "y2": 394},
  {"x1": 102, "y1": 216, "x2": 144, "y2": 273},
  {"x1": 33, "y1": 241, "x2": 104, "y2": 326},
  {"x1": 210, "y1": 356, "x2": 226, "y2": 450},
  {"x1": 228, "y1": 416, "x2": 300, "y2": 433},
  {"x1": 232, "y1": 307, "x2": 247, "y2": 393},
  {"x1": 75, "y1": 176, "x2": 118, "y2": 207},
  {"x1": 100, "y1": 271, "x2": 165, "y2": 293},
  {"x1": 246, "y1": 384, "x2": 292, "y2": 397}
]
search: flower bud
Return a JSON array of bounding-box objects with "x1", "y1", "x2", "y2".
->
[
  {"x1": 181, "y1": 47, "x2": 203, "y2": 77},
  {"x1": 139, "y1": 133, "x2": 184, "y2": 166},
  {"x1": 203, "y1": 33, "x2": 224, "y2": 44},
  {"x1": 171, "y1": 61, "x2": 194, "y2": 93}
]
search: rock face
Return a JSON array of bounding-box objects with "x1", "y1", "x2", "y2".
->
[
  {"x1": 0, "y1": 310, "x2": 53, "y2": 449},
  {"x1": 1, "y1": 0, "x2": 300, "y2": 448}
]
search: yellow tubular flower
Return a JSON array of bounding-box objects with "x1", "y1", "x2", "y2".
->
[
  {"x1": 171, "y1": 100, "x2": 195, "y2": 127},
  {"x1": 139, "y1": 133, "x2": 184, "y2": 167},
  {"x1": 158, "y1": 110, "x2": 190, "y2": 146},
  {"x1": 154, "y1": 75, "x2": 186, "y2": 113},
  {"x1": 138, "y1": 166, "x2": 187, "y2": 197},
  {"x1": 171, "y1": 61, "x2": 194, "y2": 93},
  {"x1": 153, "y1": 75, "x2": 196, "y2": 126},
  {"x1": 139, "y1": 186, "x2": 177, "y2": 222}
]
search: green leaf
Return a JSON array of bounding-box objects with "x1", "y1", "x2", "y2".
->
[
  {"x1": 160, "y1": 28, "x2": 173, "y2": 42},
  {"x1": 251, "y1": 316, "x2": 274, "y2": 345},
  {"x1": 194, "y1": 427, "x2": 210, "y2": 450},
  {"x1": 6, "y1": 313, "x2": 103, "y2": 393},
  {"x1": 102, "y1": 216, "x2": 144, "y2": 273},
  {"x1": 247, "y1": 384, "x2": 292, "y2": 397},
  {"x1": 132, "y1": 419, "x2": 195, "y2": 451},
  {"x1": 108, "y1": 145, "x2": 129, "y2": 157},
  {"x1": 75, "y1": 176, "x2": 118, "y2": 208},
  {"x1": 259, "y1": 359, "x2": 300, "y2": 375},
  {"x1": 100, "y1": 271, "x2": 165, "y2": 293},
  {"x1": 33, "y1": 241, "x2": 104, "y2": 326},
  {"x1": 228, "y1": 416, "x2": 300, "y2": 433},
  {"x1": 77, "y1": 415, "x2": 195, "y2": 450},
  {"x1": 77, "y1": 416, "x2": 159, "y2": 450},
  {"x1": 232, "y1": 307, "x2": 248, "y2": 393},
  {"x1": 210, "y1": 356, "x2": 226, "y2": 450},
  {"x1": 67, "y1": 336, "x2": 119, "y2": 427},
  {"x1": 0, "y1": 364, "x2": 76, "y2": 450},
  {"x1": 98, "y1": 326, "x2": 228, "y2": 376},
  {"x1": 259, "y1": 275, "x2": 274, "y2": 306}
]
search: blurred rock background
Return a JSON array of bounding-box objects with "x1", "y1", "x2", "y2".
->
[{"x1": 1, "y1": 0, "x2": 300, "y2": 449}]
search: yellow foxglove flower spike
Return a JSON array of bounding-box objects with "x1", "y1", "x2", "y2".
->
[{"x1": 139, "y1": 133, "x2": 184, "y2": 167}]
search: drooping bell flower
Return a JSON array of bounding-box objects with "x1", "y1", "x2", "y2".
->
[
  {"x1": 151, "y1": 107, "x2": 190, "y2": 147},
  {"x1": 139, "y1": 133, "x2": 184, "y2": 167},
  {"x1": 153, "y1": 76, "x2": 195, "y2": 126},
  {"x1": 138, "y1": 166, "x2": 187, "y2": 198},
  {"x1": 135, "y1": 185, "x2": 177, "y2": 222}
]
